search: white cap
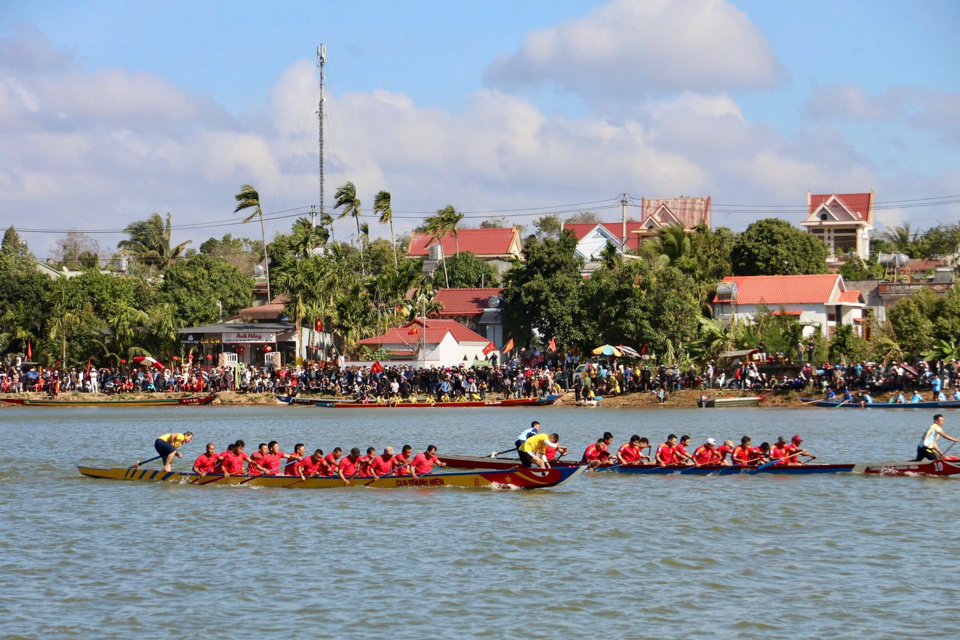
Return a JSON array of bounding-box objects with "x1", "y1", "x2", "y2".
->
[{"x1": 706, "y1": 438, "x2": 716, "y2": 445}]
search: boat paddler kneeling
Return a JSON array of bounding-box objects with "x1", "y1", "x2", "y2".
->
[
  {"x1": 617, "y1": 436, "x2": 651, "y2": 466},
  {"x1": 193, "y1": 443, "x2": 219, "y2": 477},
  {"x1": 519, "y1": 432, "x2": 561, "y2": 469},
  {"x1": 153, "y1": 431, "x2": 193, "y2": 472},
  {"x1": 582, "y1": 432, "x2": 615, "y2": 468},
  {"x1": 296, "y1": 449, "x2": 335, "y2": 479},
  {"x1": 916, "y1": 414, "x2": 959, "y2": 461},
  {"x1": 409, "y1": 445, "x2": 446, "y2": 478}
]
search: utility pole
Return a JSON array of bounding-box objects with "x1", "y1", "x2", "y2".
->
[
  {"x1": 310, "y1": 204, "x2": 316, "y2": 229},
  {"x1": 620, "y1": 193, "x2": 629, "y2": 251},
  {"x1": 317, "y1": 44, "x2": 327, "y2": 239}
]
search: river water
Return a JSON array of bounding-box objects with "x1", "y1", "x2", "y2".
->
[{"x1": 0, "y1": 405, "x2": 957, "y2": 639}]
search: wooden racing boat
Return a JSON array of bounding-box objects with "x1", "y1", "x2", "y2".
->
[
  {"x1": 800, "y1": 398, "x2": 960, "y2": 409},
  {"x1": 306, "y1": 394, "x2": 560, "y2": 408},
  {"x1": 1, "y1": 394, "x2": 217, "y2": 407},
  {"x1": 440, "y1": 454, "x2": 960, "y2": 477},
  {"x1": 77, "y1": 464, "x2": 584, "y2": 490}
]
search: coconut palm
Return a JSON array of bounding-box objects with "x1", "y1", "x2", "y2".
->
[
  {"x1": 234, "y1": 184, "x2": 271, "y2": 301},
  {"x1": 881, "y1": 224, "x2": 918, "y2": 256},
  {"x1": 373, "y1": 190, "x2": 398, "y2": 268},
  {"x1": 334, "y1": 181, "x2": 363, "y2": 271},
  {"x1": 437, "y1": 204, "x2": 465, "y2": 255},
  {"x1": 423, "y1": 211, "x2": 450, "y2": 288},
  {"x1": 117, "y1": 212, "x2": 191, "y2": 274},
  {"x1": 640, "y1": 224, "x2": 691, "y2": 267}
]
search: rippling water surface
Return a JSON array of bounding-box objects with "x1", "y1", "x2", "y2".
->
[{"x1": 1, "y1": 405, "x2": 958, "y2": 639}]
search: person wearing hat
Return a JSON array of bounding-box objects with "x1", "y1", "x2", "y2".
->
[
  {"x1": 784, "y1": 435, "x2": 816, "y2": 464},
  {"x1": 769, "y1": 436, "x2": 790, "y2": 465},
  {"x1": 915, "y1": 414, "x2": 958, "y2": 461},
  {"x1": 716, "y1": 439, "x2": 735, "y2": 465},
  {"x1": 692, "y1": 438, "x2": 720, "y2": 466}
]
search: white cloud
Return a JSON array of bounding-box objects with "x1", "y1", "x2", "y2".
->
[{"x1": 485, "y1": 0, "x2": 785, "y2": 100}]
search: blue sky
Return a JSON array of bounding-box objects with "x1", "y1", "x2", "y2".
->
[{"x1": 1, "y1": 0, "x2": 957, "y2": 257}]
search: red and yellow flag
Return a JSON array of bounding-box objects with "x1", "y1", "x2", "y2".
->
[
  {"x1": 503, "y1": 338, "x2": 515, "y2": 353},
  {"x1": 482, "y1": 341, "x2": 495, "y2": 356}
]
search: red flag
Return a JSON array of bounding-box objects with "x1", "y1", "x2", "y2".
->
[
  {"x1": 408, "y1": 326, "x2": 419, "y2": 335},
  {"x1": 548, "y1": 337, "x2": 557, "y2": 352},
  {"x1": 87, "y1": 358, "x2": 91, "y2": 373},
  {"x1": 482, "y1": 341, "x2": 495, "y2": 356},
  {"x1": 503, "y1": 338, "x2": 514, "y2": 353},
  {"x1": 640, "y1": 343, "x2": 647, "y2": 355},
  {"x1": 371, "y1": 361, "x2": 384, "y2": 374},
  {"x1": 395, "y1": 304, "x2": 403, "y2": 313},
  {"x1": 27, "y1": 341, "x2": 32, "y2": 360}
]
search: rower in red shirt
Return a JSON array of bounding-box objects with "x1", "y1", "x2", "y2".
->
[
  {"x1": 731, "y1": 436, "x2": 754, "y2": 466},
  {"x1": 750, "y1": 442, "x2": 772, "y2": 465},
  {"x1": 410, "y1": 445, "x2": 446, "y2": 478},
  {"x1": 394, "y1": 445, "x2": 413, "y2": 476},
  {"x1": 784, "y1": 435, "x2": 816, "y2": 464},
  {"x1": 222, "y1": 441, "x2": 264, "y2": 477},
  {"x1": 674, "y1": 435, "x2": 694, "y2": 465},
  {"x1": 617, "y1": 435, "x2": 651, "y2": 466},
  {"x1": 258, "y1": 441, "x2": 297, "y2": 476},
  {"x1": 370, "y1": 446, "x2": 400, "y2": 479},
  {"x1": 296, "y1": 449, "x2": 330, "y2": 479},
  {"x1": 357, "y1": 447, "x2": 377, "y2": 477},
  {"x1": 247, "y1": 443, "x2": 269, "y2": 477},
  {"x1": 213, "y1": 443, "x2": 235, "y2": 474},
  {"x1": 692, "y1": 438, "x2": 719, "y2": 466},
  {"x1": 324, "y1": 447, "x2": 343, "y2": 472},
  {"x1": 716, "y1": 440, "x2": 735, "y2": 466},
  {"x1": 285, "y1": 443, "x2": 306, "y2": 475},
  {"x1": 192, "y1": 443, "x2": 219, "y2": 477},
  {"x1": 543, "y1": 438, "x2": 568, "y2": 463},
  {"x1": 656, "y1": 434, "x2": 679, "y2": 466},
  {"x1": 337, "y1": 448, "x2": 363, "y2": 486},
  {"x1": 769, "y1": 436, "x2": 789, "y2": 465},
  {"x1": 581, "y1": 432, "x2": 614, "y2": 468}
]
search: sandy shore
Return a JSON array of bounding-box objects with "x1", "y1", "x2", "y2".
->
[{"x1": 0, "y1": 388, "x2": 923, "y2": 408}]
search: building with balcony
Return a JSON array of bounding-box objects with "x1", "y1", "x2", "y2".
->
[{"x1": 801, "y1": 192, "x2": 874, "y2": 263}]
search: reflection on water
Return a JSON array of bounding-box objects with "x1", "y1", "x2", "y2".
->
[{"x1": 0, "y1": 406, "x2": 956, "y2": 638}]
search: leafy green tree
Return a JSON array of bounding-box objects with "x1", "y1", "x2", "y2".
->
[
  {"x1": 502, "y1": 231, "x2": 584, "y2": 348},
  {"x1": 839, "y1": 257, "x2": 886, "y2": 281},
  {"x1": 480, "y1": 217, "x2": 510, "y2": 229},
  {"x1": 234, "y1": 184, "x2": 271, "y2": 300},
  {"x1": 828, "y1": 324, "x2": 870, "y2": 363},
  {"x1": 161, "y1": 254, "x2": 253, "y2": 327},
  {"x1": 917, "y1": 223, "x2": 960, "y2": 259},
  {"x1": 440, "y1": 252, "x2": 500, "y2": 288},
  {"x1": 117, "y1": 213, "x2": 191, "y2": 274},
  {"x1": 373, "y1": 190, "x2": 398, "y2": 268},
  {"x1": 334, "y1": 181, "x2": 363, "y2": 269},
  {"x1": 887, "y1": 287, "x2": 938, "y2": 357},
  {"x1": 564, "y1": 211, "x2": 600, "y2": 225},
  {"x1": 49, "y1": 231, "x2": 103, "y2": 270},
  {"x1": 200, "y1": 233, "x2": 264, "y2": 275},
  {"x1": 533, "y1": 215, "x2": 563, "y2": 240},
  {"x1": 1, "y1": 227, "x2": 31, "y2": 260},
  {"x1": 881, "y1": 224, "x2": 919, "y2": 257},
  {"x1": 640, "y1": 224, "x2": 691, "y2": 267},
  {"x1": 731, "y1": 218, "x2": 828, "y2": 276}
]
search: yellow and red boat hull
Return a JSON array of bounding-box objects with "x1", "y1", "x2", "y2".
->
[{"x1": 78, "y1": 465, "x2": 584, "y2": 490}]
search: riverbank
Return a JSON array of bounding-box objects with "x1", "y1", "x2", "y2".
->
[{"x1": 0, "y1": 388, "x2": 937, "y2": 408}]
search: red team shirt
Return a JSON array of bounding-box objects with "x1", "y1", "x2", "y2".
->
[
  {"x1": 370, "y1": 455, "x2": 396, "y2": 475},
  {"x1": 410, "y1": 452, "x2": 437, "y2": 475},
  {"x1": 297, "y1": 456, "x2": 326, "y2": 476},
  {"x1": 656, "y1": 443, "x2": 676, "y2": 465},
  {"x1": 394, "y1": 453, "x2": 411, "y2": 476},
  {"x1": 338, "y1": 456, "x2": 360, "y2": 477},
  {"x1": 716, "y1": 444, "x2": 733, "y2": 463},
  {"x1": 732, "y1": 445, "x2": 752, "y2": 465},
  {"x1": 221, "y1": 451, "x2": 250, "y2": 475},
  {"x1": 692, "y1": 445, "x2": 716, "y2": 465},
  {"x1": 259, "y1": 452, "x2": 285, "y2": 475},
  {"x1": 617, "y1": 444, "x2": 644, "y2": 464},
  {"x1": 193, "y1": 452, "x2": 218, "y2": 474},
  {"x1": 582, "y1": 443, "x2": 609, "y2": 464}
]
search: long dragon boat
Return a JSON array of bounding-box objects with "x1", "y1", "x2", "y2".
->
[
  {"x1": 801, "y1": 398, "x2": 960, "y2": 409},
  {"x1": 1, "y1": 394, "x2": 217, "y2": 407},
  {"x1": 77, "y1": 464, "x2": 584, "y2": 490},
  {"x1": 276, "y1": 394, "x2": 560, "y2": 408},
  {"x1": 439, "y1": 454, "x2": 960, "y2": 477}
]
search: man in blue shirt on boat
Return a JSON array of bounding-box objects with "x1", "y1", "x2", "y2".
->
[{"x1": 514, "y1": 421, "x2": 540, "y2": 450}]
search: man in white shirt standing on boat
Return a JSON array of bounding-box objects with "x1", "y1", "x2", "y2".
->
[{"x1": 916, "y1": 414, "x2": 959, "y2": 461}]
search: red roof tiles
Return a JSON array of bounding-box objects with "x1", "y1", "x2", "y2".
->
[
  {"x1": 407, "y1": 228, "x2": 519, "y2": 257},
  {"x1": 641, "y1": 197, "x2": 711, "y2": 230},
  {"x1": 564, "y1": 223, "x2": 646, "y2": 251},
  {"x1": 430, "y1": 288, "x2": 502, "y2": 317},
  {"x1": 809, "y1": 193, "x2": 873, "y2": 223},
  {"x1": 717, "y1": 274, "x2": 842, "y2": 305},
  {"x1": 839, "y1": 290, "x2": 863, "y2": 304},
  {"x1": 356, "y1": 319, "x2": 488, "y2": 346}
]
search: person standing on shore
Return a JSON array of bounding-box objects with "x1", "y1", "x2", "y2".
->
[{"x1": 915, "y1": 414, "x2": 959, "y2": 461}]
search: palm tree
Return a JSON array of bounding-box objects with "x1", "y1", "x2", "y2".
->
[
  {"x1": 234, "y1": 184, "x2": 271, "y2": 301},
  {"x1": 334, "y1": 181, "x2": 363, "y2": 271},
  {"x1": 641, "y1": 224, "x2": 691, "y2": 267},
  {"x1": 373, "y1": 190, "x2": 398, "y2": 268},
  {"x1": 117, "y1": 213, "x2": 191, "y2": 274},
  {"x1": 882, "y1": 224, "x2": 918, "y2": 256},
  {"x1": 423, "y1": 211, "x2": 450, "y2": 288},
  {"x1": 437, "y1": 204, "x2": 465, "y2": 255}
]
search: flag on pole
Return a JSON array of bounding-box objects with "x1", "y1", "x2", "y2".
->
[
  {"x1": 408, "y1": 326, "x2": 419, "y2": 335},
  {"x1": 395, "y1": 304, "x2": 403, "y2": 313},
  {"x1": 371, "y1": 361, "x2": 384, "y2": 374},
  {"x1": 26, "y1": 341, "x2": 32, "y2": 360},
  {"x1": 548, "y1": 337, "x2": 557, "y2": 352},
  {"x1": 503, "y1": 338, "x2": 515, "y2": 353},
  {"x1": 482, "y1": 341, "x2": 495, "y2": 356}
]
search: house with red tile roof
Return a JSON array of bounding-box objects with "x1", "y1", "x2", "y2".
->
[
  {"x1": 356, "y1": 318, "x2": 494, "y2": 367},
  {"x1": 407, "y1": 227, "x2": 522, "y2": 276},
  {"x1": 426, "y1": 288, "x2": 505, "y2": 348},
  {"x1": 634, "y1": 196, "x2": 711, "y2": 240},
  {"x1": 713, "y1": 274, "x2": 865, "y2": 338},
  {"x1": 801, "y1": 192, "x2": 874, "y2": 263}
]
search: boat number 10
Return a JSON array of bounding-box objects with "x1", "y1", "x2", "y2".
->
[{"x1": 934, "y1": 461, "x2": 944, "y2": 472}]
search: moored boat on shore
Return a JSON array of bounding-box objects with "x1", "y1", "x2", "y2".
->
[
  {"x1": 77, "y1": 463, "x2": 584, "y2": 490},
  {"x1": 800, "y1": 398, "x2": 960, "y2": 409},
  {"x1": 697, "y1": 396, "x2": 763, "y2": 408},
  {"x1": 1, "y1": 394, "x2": 217, "y2": 407}
]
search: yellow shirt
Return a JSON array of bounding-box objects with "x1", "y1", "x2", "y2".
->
[
  {"x1": 158, "y1": 433, "x2": 187, "y2": 448},
  {"x1": 520, "y1": 433, "x2": 551, "y2": 454}
]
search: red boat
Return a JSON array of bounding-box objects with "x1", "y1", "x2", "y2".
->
[
  {"x1": 858, "y1": 457, "x2": 960, "y2": 477},
  {"x1": 277, "y1": 394, "x2": 560, "y2": 408}
]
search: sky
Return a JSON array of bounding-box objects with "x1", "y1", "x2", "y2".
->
[{"x1": 1, "y1": 0, "x2": 958, "y2": 260}]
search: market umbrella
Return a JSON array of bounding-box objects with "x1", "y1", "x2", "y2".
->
[
  {"x1": 132, "y1": 356, "x2": 165, "y2": 371},
  {"x1": 592, "y1": 345, "x2": 622, "y2": 357}
]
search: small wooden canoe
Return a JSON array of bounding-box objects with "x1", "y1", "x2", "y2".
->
[
  {"x1": 77, "y1": 464, "x2": 585, "y2": 490},
  {"x1": 1, "y1": 394, "x2": 217, "y2": 407}
]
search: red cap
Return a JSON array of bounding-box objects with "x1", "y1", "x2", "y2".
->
[{"x1": 792, "y1": 435, "x2": 803, "y2": 444}]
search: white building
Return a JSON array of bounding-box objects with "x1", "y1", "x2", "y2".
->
[
  {"x1": 713, "y1": 274, "x2": 865, "y2": 338},
  {"x1": 801, "y1": 192, "x2": 874, "y2": 263},
  {"x1": 355, "y1": 319, "x2": 494, "y2": 368}
]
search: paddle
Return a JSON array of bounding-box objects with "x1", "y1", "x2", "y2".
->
[
  {"x1": 835, "y1": 399, "x2": 849, "y2": 409},
  {"x1": 490, "y1": 446, "x2": 519, "y2": 458},
  {"x1": 942, "y1": 440, "x2": 958, "y2": 457},
  {"x1": 129, "y1": 454, "x2": 162, "y2": 470}
]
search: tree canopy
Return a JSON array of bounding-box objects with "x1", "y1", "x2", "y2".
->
[{"x1": 731, "y1": 218, "x2": 829, "y2": 276}]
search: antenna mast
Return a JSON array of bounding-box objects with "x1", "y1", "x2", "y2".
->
[{"x1": 317, "y1": 44, "x2": 327, "y2": 237}]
